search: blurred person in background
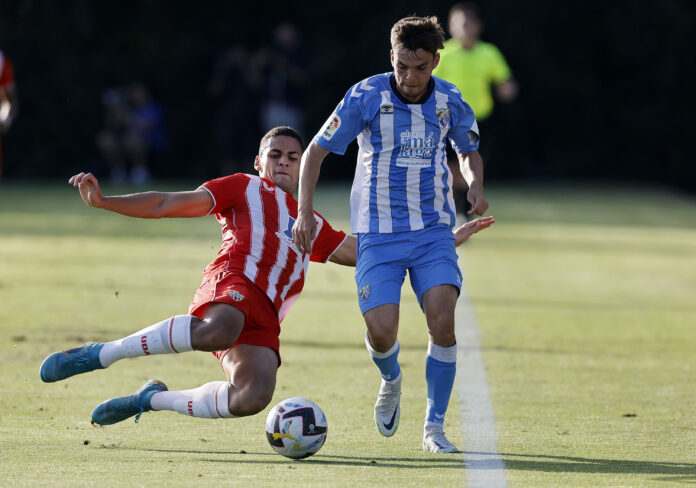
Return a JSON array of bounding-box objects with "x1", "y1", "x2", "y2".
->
[
  {"x1": 251, "y1": 22, "x2": 308, "y2": 135},
  {"x1": 433, "y1": 2, "x2": 517, "y2": 220},
  {"x1": 96, "y1": 82, "x2": 167, "y2": 185},
  {"x1": 0, "y1": 49, "x2": 18, "y2": 179},
  {"x1": 208, "y1": 45, "x2": 260, "y2": 175}
]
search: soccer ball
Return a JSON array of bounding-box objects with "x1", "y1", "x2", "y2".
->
[{"x1": 265, "y1": 397, "x2": 328, "y2": 459}]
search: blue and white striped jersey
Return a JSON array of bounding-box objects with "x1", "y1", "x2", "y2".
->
[{"x1": 314, "y1": 72, "x2": 479, "y2": 234}]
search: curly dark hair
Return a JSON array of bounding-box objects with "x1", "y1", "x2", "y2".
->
[{"x1": 390, "y1": 16, "x2": 445, "y2": 56}]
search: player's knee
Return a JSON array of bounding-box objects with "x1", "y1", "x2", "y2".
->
[{"x1": 229, "y1": 386, "x2": 273, "y2": 416}]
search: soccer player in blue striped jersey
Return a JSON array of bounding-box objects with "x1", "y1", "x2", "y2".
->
[{"x1": 293, "y1": 16, "x2": 490, "y2": 453}]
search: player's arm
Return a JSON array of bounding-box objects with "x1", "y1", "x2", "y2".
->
[
  {"x1": 495, "y1": 78, "x2": 518, "y2": 103},
  {"x1": 69, "y1": 172, "x2": 213, "y2": 218},
  {"x1": 328, "y1": 216, "x2": 495, "y2": 268},
  {"x1": 457, "y1": 150, "x2": 489, "y2": 216},
  {"x1": 328, "y1": 235, "x2": 357, "y2": 267},
  {"x1": 293, "y1": 141, "x2": 331, "y2": 254}
]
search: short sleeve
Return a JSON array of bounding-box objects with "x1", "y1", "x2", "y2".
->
[
  {"x1": 314, "y1": 83, "x2": 371, "y2": 155},
  {"x1": 448, "y1": 93, "x2": 480, "y2": 154},
  {"x1": 201, "y1": 174, "x2": 247, "y2": 214},
  {"x1": 309, "y1": 211, "x2": 347, "y2": 263}
]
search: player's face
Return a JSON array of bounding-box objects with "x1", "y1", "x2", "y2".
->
[
  {"x1": 390, "y1": 47, "x2": 440, "y2": 103},
  {"x1": 255, "y1": 135, "x2": 303, "y2": 193}
]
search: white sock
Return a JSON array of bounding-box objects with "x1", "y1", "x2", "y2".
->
[
  {"x1": 99, "y1": 315, "x2": 194, "y2": 367},
  {"x1": 150, "y1": 381, "x2": 235, "y2": 419}
]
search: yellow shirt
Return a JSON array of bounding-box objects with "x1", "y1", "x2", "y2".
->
[{"x1": 433, "y1": 38, "x2": 512, "y2": 120}]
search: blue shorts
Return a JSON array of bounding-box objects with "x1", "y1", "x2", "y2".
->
[{"x1": 355, "y1": 225, "x2": 462, "y2": 314}]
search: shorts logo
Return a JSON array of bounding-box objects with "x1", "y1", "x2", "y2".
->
[
  {"x1": 359, "y1": 284, "x2": 370, "y2": 301},
  {"x1": 322, "y1": 114, "x2": 341, "y2": 140},
  {"x1": 436, "y1": 108, "x2": 450, "y2": 129},
  {"x1": 380, "y1": 104, "x2": 393, "y2": 114},
  {"x1": 187, "y1": 400, "x2": 194, "y2": 416},
  {"x1": 227, "y1": 290, "x2": 245, "y2": 302}
]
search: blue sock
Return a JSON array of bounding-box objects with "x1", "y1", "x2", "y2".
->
[
  {"x1": 365, "y1": 334, "x2": 401, "y2": 382},
  {"x1": 425, "y1": 341, "x2": 457, "y2": 423}
]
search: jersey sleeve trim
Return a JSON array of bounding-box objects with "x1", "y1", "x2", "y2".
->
[{"x1": 200, "y1": 185, "x2": 217, "y2": 215}]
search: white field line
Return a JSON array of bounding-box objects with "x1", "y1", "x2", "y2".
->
[{"x1": 456, "y1": 289, "x2": 508, "y2": 488}]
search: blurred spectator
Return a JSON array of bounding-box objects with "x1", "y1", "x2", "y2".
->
[
  {"x1": 208, "y1": 45, "x2": 259, "y2": 175},
  {"x1": 96, "y1": 82, "x2": 167, "y2": 184},
  {"x1": 433, "y1": 2, "x2": 517, "y2": 219},
  {"x1": 250, "y1": 22, "x2": 308, "y2": 134},
  {"x1": 0, "y1": 49, "x2": 19, "y2": 179}
]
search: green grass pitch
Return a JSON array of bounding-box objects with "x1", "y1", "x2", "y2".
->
[{"x1": 1, "y1": 182, "x2": 695, "y2": 487}]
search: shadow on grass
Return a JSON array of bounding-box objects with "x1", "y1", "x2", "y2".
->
[
  {"x1": 129, "y1": 447, "x2": 465, "y2": 469},
  {"x1": 491, "y1": 451, "x2": 696, "y2": 481}
]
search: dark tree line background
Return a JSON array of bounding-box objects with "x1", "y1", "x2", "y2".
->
[{"x1": 1, "y1": 0, "x2": 694, "y2": 190}]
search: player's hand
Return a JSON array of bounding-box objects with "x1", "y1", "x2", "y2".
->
[
  {"x1": 466, "y1": 185, "x2": 489, "y2": 216},
  {"x1": 292, "y1": 212, "x2": 317, "y2": 254},
  {"x1": 68, "y1": 172, "x2": 105, "y2": 208},
  {"x1": 453, "y1": 216, "x2": 495, "y2": 247}
]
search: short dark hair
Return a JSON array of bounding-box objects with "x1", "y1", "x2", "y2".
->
[
  {"x1": 258, "y1": 126, "x2": 305, "y2": 156},
  {"x1": 390, "y1": 16, "x2": 445, "y2": 56},
  {"x1": 449, "y1": 2, "x2": 481, "y2": 21}
]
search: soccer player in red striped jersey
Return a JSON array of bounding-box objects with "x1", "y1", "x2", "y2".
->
[{"x1": 40, "y1": 126, "x2": 493, "y2": 426}]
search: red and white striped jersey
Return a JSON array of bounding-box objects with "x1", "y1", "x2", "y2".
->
[{"x1": 201, "y1": 174, "x2": 347, "y2": 321}]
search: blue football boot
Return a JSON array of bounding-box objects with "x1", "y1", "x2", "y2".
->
[
  {"x1": 91, "y1": 380, "x2": 168, "y2": 425},
  {"x1": 40, "y1": 342, "x2": 105, "y2": 383}
]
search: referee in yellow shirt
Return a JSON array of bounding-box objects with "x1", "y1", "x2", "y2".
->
[{"x1": 433, "y1": 2, "x2": 517, "y2": 220}]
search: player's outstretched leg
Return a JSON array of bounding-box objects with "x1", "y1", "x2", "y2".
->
[
  {"x1": 39, "y1": 315, "x2": 194, "y2": 383},
  {"x1": 365, "y1": 333, "x2": 402, "y2": 437},
  {"x1": 93, "y1": 380, "x2": 237, "y2": 425},
  {"x1": 91, "y1": 380, "x2": 169, "y2": 425}
]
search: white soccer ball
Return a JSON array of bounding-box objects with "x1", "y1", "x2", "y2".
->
[{"x1": 265, "y1": 397, "x2": 328, "y2": 459}]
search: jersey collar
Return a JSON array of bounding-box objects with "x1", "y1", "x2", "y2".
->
[{"x1": 389, "y1": 74, "x2": 435, "y2": 105}]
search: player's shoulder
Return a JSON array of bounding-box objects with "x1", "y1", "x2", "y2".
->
[
  {"x1": 476, "y1": 41, "x2": 505, "y2": 57},
  {"x1": 344, "y1": 73, "x2": 390, "y2": 103},
  {"x1": 433, "y1": 76, "x2": 466, "y2": 103}
]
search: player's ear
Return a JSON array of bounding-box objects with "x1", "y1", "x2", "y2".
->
[
  {"x1": 433, "y1": 52, "x2": 440, "y2": 70},
  {"x1": 390, "y1": 49, "x2": 395, "y2": 67},
  {"x1": 254, "y1": 155, "x2": 262, "y2": 173}
]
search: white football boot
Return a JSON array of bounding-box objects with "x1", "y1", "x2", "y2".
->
[
  {"x1": 374, "y1": 372, "x2": 401, "y2": 437},
  {"x1": 423, "y1": 421, "x2": 459, "y2": 453}
]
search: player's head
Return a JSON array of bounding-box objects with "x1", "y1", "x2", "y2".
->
[
  {"x1": 448, "y1": 2, "x2": 483, "y2": 43},
  {"x1": 389, "y1": 16, "x2": 444, "y2": 103},
  {"x1": 255, "y1": 126, "x2": 305, "y2": 193}
]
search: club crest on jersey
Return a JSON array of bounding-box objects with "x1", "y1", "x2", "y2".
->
[
  {"x1": 359, "y1": 284, "x2": 370, "y2": 301},
  {"x1": 436, "y1": 108, "x2": 450, "y2": 129},
  {"x1": 322, "y1": 114, "x2": 341, "y2": 140},
  {"x1": 380, "y1": 104, "x2": 394, "y2": 114},
  {"x1": 227, "y1": 290, "x2": 245, "y2": 302}
]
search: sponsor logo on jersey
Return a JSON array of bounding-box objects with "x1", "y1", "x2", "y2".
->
[
  {"x1": 396, "y1": 131, "x2": 435, "y2": 167},
  {"x1": 436, "y1": 108, "x2": 450, "y2": 129},
  {"x1": 261, "y1": 180, "x2": 275, "y2": 193},
  {"x1": 276, "y1": 216, "x2": 302, "y2": 255},
  {"x1": 322, "y1": 114, "x2": 341, "y2": 140},
  {"x1": 187, "y1": 400, "x2": 194, "y2": 416},
  {"x1": 227, "y1": 290, "x2": 245, "y2": 302},
  {"x1": 380, "y1": 104, "x2": 394, "y2": 114},
  {"x1": 359, "y1": 284, "x2": 370, "y2": 301}
]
